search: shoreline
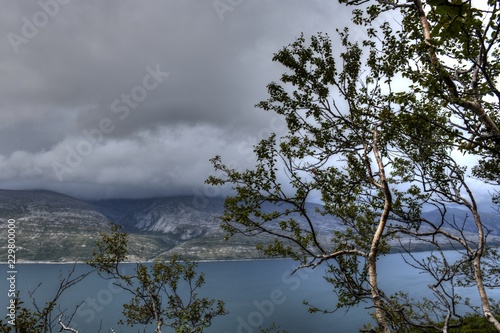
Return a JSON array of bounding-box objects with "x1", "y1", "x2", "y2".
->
[
  {"x1": 0, "y1": 257, "x2": 290, "y2": 265},
  {"x1": 3, "y1": 243, "x2": 499, "y2": 265}
]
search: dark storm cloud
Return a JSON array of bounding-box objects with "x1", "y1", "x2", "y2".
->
[{"x1": 0, "y1": 0, "x2": 353, "y2": 199}]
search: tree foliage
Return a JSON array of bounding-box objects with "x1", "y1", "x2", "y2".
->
[
  {"x1": 208, "y1": 0, "x2": 500, "y2": 332},
  {"x1": 208, "y1": 30, "x2": 421, "y2": 332},
  {"x1": 87, "y1": 225, "x2": 227, "y2": 333},
  {"x1": 1, "y1": 225, "x2": 226, "y2": 333},
  {"x1": 0, "y1": 266, "x2": 90, "y2": 333}
]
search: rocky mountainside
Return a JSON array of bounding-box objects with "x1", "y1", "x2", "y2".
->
[
  {"x1": 422, "y1": 207, "x2": 500, "y2": 236},
  {"x1": 89, "y1": 197, "x2": 344, "y2": 260},
  {"x1": 0, "y1": 189, "x2": 107, "y2": 227},
  {"x1": 90, "y1": 197, "x2": 343, "y2": 239},
  {"x1": 0, "y1": 189, "x2": 111, "y2": 261},
  {"x1": 90, "y1": 196, "x2": 225, "y2": 241},
  {"x1": 0, "y1": 189, "x2": 498, "y2": 261}
]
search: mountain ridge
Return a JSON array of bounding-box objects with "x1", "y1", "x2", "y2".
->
[{"x1": 0, "y1": 189, "x2": 499, "y2": 261}]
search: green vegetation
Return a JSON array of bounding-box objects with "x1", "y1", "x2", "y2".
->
[
  {"x1": 87, "y1": 224, "x2": 227, "y2": 333},
  {"x1": 448, "y1": 315, "x2": 500, "y2": 333},
  {"x1": 207, "y1": 0, "x2": 500, "y2": 331},
  {"x1": 0, "y1": 265, "x2": 90, "y2": 333},
  {"x1": 2, "y1": 0, "x2": 500, "y2": 332},
  {"x1": 401, "y1": 314, "x2": 500, "y2": 333}
]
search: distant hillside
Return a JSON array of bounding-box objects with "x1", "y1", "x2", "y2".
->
[
  {"x1": 0, "y1": 189, "x2": 498, "y2": 261},
  {"x1": 0, "y1": 189, "x2": 110, "y2": 261},
  {"x1": 0, "y1": 190, "x2": 197, "y2": 261},
  {"x1": 422, "y1": 208, "x2": 500, "y2": 236},
  {"x1": 89, "y1": 196, "x2": 344, "y2": 260},
  {"x1": 90, "y1": 196, "x2": 225, "y2": 240}
]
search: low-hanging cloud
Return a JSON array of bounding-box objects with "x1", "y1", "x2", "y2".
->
[
  {"x1": 0, "y1": 0, "x2": 355, "y2": 199},
  {"x1": 0, "y1": 124, "x2": 266, "y2": 199}
]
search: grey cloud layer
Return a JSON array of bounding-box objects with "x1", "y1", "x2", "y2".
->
[{"x1": 0, "y1": 0, "x2": 351, "y2": 199}]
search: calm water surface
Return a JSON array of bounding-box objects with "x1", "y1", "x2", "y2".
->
[{"x1": 1, "y1": 252, "x2": 498, "y2": 333}]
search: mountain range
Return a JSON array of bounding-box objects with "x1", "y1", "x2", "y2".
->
[{"x1": 0, "y1": 189, "x2": 498, "y2": 262}]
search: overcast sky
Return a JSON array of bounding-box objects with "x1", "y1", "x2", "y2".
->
[
  {"x1": 0, "y1": 0, "x2": 496, "y2": 212},
  {"x1": 0, "y1": 1, "x2": 366, "y2": 200}
]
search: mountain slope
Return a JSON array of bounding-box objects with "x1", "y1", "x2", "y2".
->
[
  {"x1": 90, "y1": 197, "x2": 346, "y2": 259},
  {"x1": 1, "y1": 189, "x2": 499, "y2": 261},
  {"x1": 421, "y1": 208, "x2": 500, "y2": 237},
  {"x1": 90, "y1": 196, "x2": 225, "y2": 241},
  {"x1": 0, "y1": 189, "x2": 111, "y2": 261}
]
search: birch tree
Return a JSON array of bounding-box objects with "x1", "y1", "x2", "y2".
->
[
  {"x1": 207, "y1": 0, "x2": 500, "y2": 331},
  {"x1": 87, "y1": 224, "x2": 227, "y2": 333},
  {"x1": 208, "y1": 31, "x2": 423, "y2": 332},
  {"x1": 337, "y1": 0, "x2": 500, "y2": 330}
]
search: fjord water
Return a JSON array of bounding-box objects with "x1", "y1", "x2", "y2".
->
[{"x1": 2, "y1": 253, "x2": 498, "y2": 333}]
